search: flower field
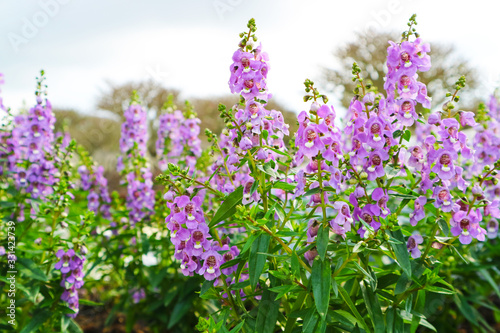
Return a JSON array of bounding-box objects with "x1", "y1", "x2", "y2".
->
[{"x1": 1, "y1": 15, "x2": 500, "y2": 333}]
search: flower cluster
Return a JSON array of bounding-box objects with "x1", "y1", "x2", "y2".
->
[
  {"x1": 10, "y1": 72, "x2": 58, "y2": 202},
  {"x1": 156, "y1": 102, "x2": 201, "y2": 173},
  {"x1": 385, "y1": 37, "x2": 431, "y2": 126},
  {"x1": 166, "y1": 194, "x2": 224, "y2": 280},
  {"x1": 117, "y1": 96, "x2": 155, "y2": 224},
  {"x1": 78, "y1": 164, "x2": 111, "y2": 219},
  {"x1": 54, "y1": 248, "x2": 86, "y2": 318},
  {"x1": 209, "y1": 131, "x2": 252, "y2": 196},
  {"x1": 224, "y1": 22, "x2": 289, "y2": 167}
]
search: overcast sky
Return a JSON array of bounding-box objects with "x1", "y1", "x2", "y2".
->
[{"x1": 1, "y1": 0, "x2": 499, "y2": 115}]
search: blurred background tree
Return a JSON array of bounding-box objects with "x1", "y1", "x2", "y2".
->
[{"x1": 322, "y1": 31, "x2": 480, "y2": 116}]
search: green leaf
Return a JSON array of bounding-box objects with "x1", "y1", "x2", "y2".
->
[
  {"x1": 352, "y1": 261, "x2": 375, "y2": 283},
  {"x1": 450, "y1": 245, "x2": 469, "y2": 264},
  {"x1": 66, "y1": 318, "x2": 84, "y2": 333},
  {"x1": 304, "y1": 187, "x2": 321, "y2": 196},
  {"x1": 302, "y1": 307, "x2": 319, "y2": 333},
  {"x1": 386, "y1": 307, "x2": 396, "y2": 333},
  {"x1": 338, "y1": 285, "x2": 369, "y2": 332},
  {"x1": 78, "y1": 299, "x2": 103, "y2": 306},
  {"x1": 403, "y1": 129, "x2": 411, "y2": 142},
  {"x1": 387, "y1": 229, "x2": 411, "y2": 278},
  {"x1": 229, "y1": 320, "x2": 245, "y2": 333},
  {"x1": 249, "y1": 233, "x2": 270, "y2": 290},
  {"x1": 199, "y1": 280, "x2": 219, "y2": 300},
  {"x1": 331, "y1": 278, "x2": 339, "y2": 298},
  {"x1": 425, "y1": 285, "x2": 455, "y2": 295},
  {"x1": 395, "y1": 273, "x2": 411, "y2": 295},
  {"x1": 167, "y1": 294, "x2": 196, "y2": 329},
  {"x1": 479, "y1": 269, "x2": 500, "y2": 299},
  {"x1": 20, "y1": 310, "x2": 51, "y2": 333},
  {"x1": 312, "y1": 257, "x2": 331, "y2": 318},
  {"x1": 256, "y1": 295, "x2": 280, "y2": 333},
  {"x1": 17, "y1": 258, "x2": 48, "y2": 282},
  {"x1": 273, "y1": 181, "x2": 296, "y2": 191},
  {"x1": 316, "y1": 225, "x2": 329, "y2": 261},
  {"x1": 266, "y1": 146, "x2": 290, "y2": 158},
  {"x1": 209, "y1": 186, "x2": 243, "y2": 227},
  {"x1": 269, "y1": 284, "x2": 301, "y2": 301},
  {"x1": 437, "y1": 218, "x2": 449, "y2": 236},
  {"x1": 240, "y1": 233, "x2": 258, "y2": 254},
  {"x1": 257, "y1": 163, "x2": 278, "y2": 178},
  {"x1": 393, "y1": 129, "x2": 402, "y2": 138},
  {"x1": 360, "y1": 281, "x2": 385, "y2": 333}
]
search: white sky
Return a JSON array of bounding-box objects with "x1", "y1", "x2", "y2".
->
[{"x1": 1, "y1": 0, "x2": 499, "y2": 115}]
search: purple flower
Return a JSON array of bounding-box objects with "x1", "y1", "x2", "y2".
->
[
  {"x1": 408, "y1": 146, "x2": 425, "y2": 171},
  {"x1": 130, "y1": 288, "x2": 146, "y2": 304},
  {"x1": 186, "y1": 224, "x2": 211, "y2": 256},
  {"x1": 57, "y1": 247, "x2": 86, "y2": 318},
  {"x1": 451, "y1": 210, "x2": 480, "y2": 244},
  {"x1": 333, "y1": 201, "x2": 353, "y2": 226},
  {"x1": 431, "y1": 149, "x2": 457, "y2": 180},
  {"x1": 356, "y1": 204, "x2": 381, "y2": 232},
  {"x1": 432, "y1": 186, "x2": 458, "y2": 212},
  {"x1": 428, "y1": 112, "x2": 442, "y2": 126},
  {"x1": 365, "y1": 149, "x2": 389, "y2": 180},
  {"x1": 220, "y1": 245, "x2": 240, "y2": 276},
  {"x1": 459, "y1": 111, "x2": 476, "y2": 127},
  {"x1": 199, "y1": 250, "x2": 223, "y2": 281},
  {"x1": 54, "y1": 249, "x2": 76, "y2": 274},
  {"x1": 410, "y1": 196, "x2": 427, "y2": 226},
  {"x1": 242, "y1": 178, "x2": 260, "y2": 205},
  {"x1": 306, "y1": 219, "x2": 321, "y2": 243},
  {"x1": 180, "y1": 253, "x2": 198, "y2": 276},
  {"x1": 61, "y1": 286, "x2": 79, "y2": 318},
  {"x1": 487, "y1": 220, "x2": 498, "y2": 238},
  {"x1": 167, "y1": 218, "x2": 190, "y2": 246},
  {"x1": 66, "y1": 267, "x2": 85, "y2": 289},
  {"x1": 407, "y1": 234, "x2": 423, "y2": 258},
  {"x1": 484, "y1": 199, "x2": 500, "y2": 218},
  {"x1": 175, "y1": 195, "x2": 204, "y2": 228},
  {"x1": 372, "y1": 188, "x2": 390, "y2": 217},
  {"x1": 396, "y1": 99, "x2": 417, "y2": 126},
  {"x1": 300, "y1": 124, "x2": 325, "y2": 158},
  {"x1": 304, "y1": 248, "x2": 318, "y2": 266},
  {"x1": 322, "y1": 138, "x2": 344, "y2": 167},
  {"x1": 365, "y1": 116, "x2": 387, "y2": 149}
]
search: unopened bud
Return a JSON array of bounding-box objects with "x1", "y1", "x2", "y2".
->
[{"x1": 310, "y1": 102, "x2": 320, "y2": 112}]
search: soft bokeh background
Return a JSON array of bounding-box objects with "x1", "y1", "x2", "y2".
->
[{"x1": 1, "y1": 0, "x2": 499, "y2": 190}]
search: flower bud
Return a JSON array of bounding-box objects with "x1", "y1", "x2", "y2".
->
[
  {"x1": 310, "y1": 102, "x2": 320, "y2": 112},
  {"x1": 472, "y1": 184, "x2": 483, "y2": 197}
]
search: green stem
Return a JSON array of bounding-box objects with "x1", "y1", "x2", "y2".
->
[{"x1": 421, "y1": 222, "x2": 440, "y2": 260}]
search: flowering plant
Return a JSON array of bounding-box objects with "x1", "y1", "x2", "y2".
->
[{"x1": 0, "y1": 15, "x2": 499, "y2": 333}]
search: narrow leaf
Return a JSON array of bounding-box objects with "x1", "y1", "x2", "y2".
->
[
  {"x1": 209, "y1": 186, "x2": 243, "y2": 227},
  {"x1": 249, "y1": 233, "x2": 270, "y2": 290},
  {"x1": 312, "y1": 257, "x2": 331, "y2": 318}
]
